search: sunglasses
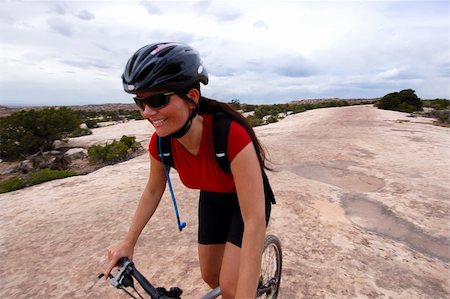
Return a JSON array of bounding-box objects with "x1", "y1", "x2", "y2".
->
[{"x1": 133, "y1": 92, "x2": 175, "y2": 110}]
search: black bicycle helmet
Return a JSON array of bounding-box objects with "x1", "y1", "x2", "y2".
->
[{"x1": 122, "y1": 42, "x2": 208, "y2": 93}]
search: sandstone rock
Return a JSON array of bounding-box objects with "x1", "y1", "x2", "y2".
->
[
  {"x1": 18, "y1": 159, "x2": 33, "y2": 173},
  {"x1": 64, "y1": 148, "x2": 87, "y2": 160}
]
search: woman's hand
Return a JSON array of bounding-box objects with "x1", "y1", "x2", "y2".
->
[{"x1": 103, "y1": 240, "x2": 135, "y2": 279}]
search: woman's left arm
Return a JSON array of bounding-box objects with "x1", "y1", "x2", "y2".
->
[{"x1": 231, "y1": 142, "x2": 267, "y2": 298}]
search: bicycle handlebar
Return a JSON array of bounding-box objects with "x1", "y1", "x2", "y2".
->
[{"x1": 104, "y1": 257, "x2": 182, "y2": 299}]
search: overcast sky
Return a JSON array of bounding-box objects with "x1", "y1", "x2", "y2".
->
[{"x1": 1, "y1": 0, "x2": 448, "y2": 106}]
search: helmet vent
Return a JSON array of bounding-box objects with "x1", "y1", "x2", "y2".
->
[
  {"x1": 159, "y1": 64, "x2": 181, "y2": 79},
  {"x1": 156, "y1": 46, "x2": 174, "y2": 57},
  {"x1": 136, "y1": 63, "x2": 155, "y2": 83}
]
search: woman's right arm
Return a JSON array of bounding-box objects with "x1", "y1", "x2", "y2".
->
[{"x1": 104, "y1": 154, "x2": 167, "y2": 277}]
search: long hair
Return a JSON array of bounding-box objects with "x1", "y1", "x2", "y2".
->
[{"x1": 198, "y1": 96, "x2": 271, "y2": 171}]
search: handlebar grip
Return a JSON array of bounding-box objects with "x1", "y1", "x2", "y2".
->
[{"x1": 117, "y1": 257, "x2": 130, "y2": 267}]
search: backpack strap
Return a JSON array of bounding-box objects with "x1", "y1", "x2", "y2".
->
[
  {"x1": 157, "y1": 135, "x2": 176, "y2": 169},
  {"x1": 212, "y1": 112, "x2": 276, "y2": 204},
  {"x1": 212, "y1": 112, "x2": 232, "y2": 173},
  {"x1": 262, "y1": 169, "x2": 276, "y2": 204}
]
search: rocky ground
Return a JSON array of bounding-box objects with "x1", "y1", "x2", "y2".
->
[{"x1": 0, "y1": 105, "x2": 449, "y2": 298}]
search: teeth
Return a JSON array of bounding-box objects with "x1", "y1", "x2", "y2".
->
[{"x1": 152, "y1": 119, "x2": 167, "y2": 126}]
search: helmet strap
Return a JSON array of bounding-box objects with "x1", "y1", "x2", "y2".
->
[{"x1": 168, "y1": 94, "x2": 200, "y2": 139}]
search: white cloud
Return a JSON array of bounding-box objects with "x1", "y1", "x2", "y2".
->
[
  {"x1": 74, "y1": 9, "x2": 95, "y2": 20},
  {"x1": 0, "y1": 0, "x2": 448, "y2": 106}
]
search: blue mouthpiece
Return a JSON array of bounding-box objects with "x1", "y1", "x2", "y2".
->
[{"x1": 179, "y1": 222, "x2": 187, "y2": 231}]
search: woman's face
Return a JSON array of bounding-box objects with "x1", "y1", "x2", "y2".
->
[{"x1": 136, "y1": 91, "x2": 193, "y2": 137}]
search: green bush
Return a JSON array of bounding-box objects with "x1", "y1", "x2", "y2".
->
[
  {"x1": 0, "y1": 169, "x2": 79, "y2": 193},
  {"x1": 88, "y1": 135, "x2": 141, "y2": 164},
  {"x1": 88, "y1": 141, "x2": 128, "y2": 164},
  {"x1": 246, "y1": 115, "x2": 263, "y2": 127},
  {"x1": 88, "y1": 144, "x2": 107, "y2": 163},
  {"x1": 423, "y1": 99, "x2": 449, "y2": 110},
  {"x1": 254, "y1": 104, "x2": 286, "y2": 119},
  {"x1": 288, "y1": 104, "x2": 308, "y2": 114},
  {"x1": 376, "y1": 89, "x2": 423, "y2": 113},
  {"x1": 26, "y1": 169, "x2": 78, "y2": 186},
  {"x1": 241, "y1": 104, "x2": 257, "y2": 112},
  {"x1": 120, "y1": 135, "x2": 136, "y2": 148},
  {"x1": 0, "y1": 177, "x2": 26, "y2": 193},
  {"x1": 85, "y1": 119, "x2": 99, "y2": 129},
  {"x1": 0, "y1": 107, "x2": 80, "y2": 160},
  {"x1": 266, "y1": 115, "x2": 279, "y2": 124},
  {"x1": 104, "y1": 141, "x2": 129, "y2": 163},
  {"x1": 128, "y1": 111, "x2": 144, "y2": 120},
  {"x1": 423, "y1": 110, "x2": 450, "y2": 125},
  {"x1": 70, "y1": 127, "x2": 92, "y2": 137}
]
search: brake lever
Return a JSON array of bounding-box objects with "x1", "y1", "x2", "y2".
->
[
  {"x1": 95, "y1": 258, "x2": 133, "y2": 289},
  {"x1": 108, "y1": 258, "x2": 133, "y2": 288}
]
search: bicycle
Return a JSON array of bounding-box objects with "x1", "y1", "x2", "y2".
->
[{"x1": 100, "y1": 234, "x2": 282, "y2": 299}]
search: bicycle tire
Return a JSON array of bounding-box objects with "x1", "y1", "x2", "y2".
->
[{"x1": 256, "y1": 235, "x2": 282, "y2": 299}]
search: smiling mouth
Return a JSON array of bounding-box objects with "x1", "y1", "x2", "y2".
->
[{"x1": 151, "y1": 118, "x2": 167, "y2": 127}]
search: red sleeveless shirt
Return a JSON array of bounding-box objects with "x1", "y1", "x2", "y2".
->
[{"x1": 149, "y1": 114, "x2": 252, "y2": 193}]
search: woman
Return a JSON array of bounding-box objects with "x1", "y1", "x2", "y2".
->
[{"x1": 104, "y1": 42, "x2": 272, "y2": 298}]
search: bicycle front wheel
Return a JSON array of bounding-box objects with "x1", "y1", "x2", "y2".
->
[{"x1": 257, "y1": 235, "x2": 282, "y2": 299}]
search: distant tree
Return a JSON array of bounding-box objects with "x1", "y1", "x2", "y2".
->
[
  {"x1": 228, "y1": 99, "x2": 241, "y2": 110},
  {"x1": 376, "y1": 89, "x2": 423, "y2": 113},
  {"x1": 241, "y1": 104, "x2": 257, "y2": 112},
  {"x1": 0, "y1": 108, "x2": 79, "y2": 160}
]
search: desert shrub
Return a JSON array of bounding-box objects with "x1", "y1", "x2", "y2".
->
[
  {"x1": 88, "y1": 145, "x2": 107, "y2": 163},
  {"x1": 85, "y1": 119, "x2": 99, "y2": 129},
  {"x1": 128, "y1": 111, "x2": 144, "y2": 120},
  {"x1": 246, "y1": 115, "x2": 264, "y2": 127},
  {"x1": 104, "y1": 141, "x2": 129, "y2": 163},
  {"x1": 254, "y1": 105, "x2": 286, "y2": 119},
  {"x1": 265, "y1": 115, "x2": 279, "y2": 124},
  {"x1": 88, "y1": 142, "x2": 128, "y2": 164},
  {"x1": 376, "y1": 89, "x2": 423, "y2": 113},
  {"x1": 398, "y1": 102, "x2": 420, "y2": 113},
  {"x1": 423, "y1": 110, "x2": 450, "y2": 125},
  {"x1": 288, "y1": 104, "x2": 308, "y2": 114},
  {"x1": 26, "y1": 169, "x2": 78, "y2": 186},
  {"x1": 241, "y1": 104, "x2": 257, "y2": 112},
  {"x1": 315, "y1": 100, "x2": 350, "y2": 108},
  {"x1": 422, "y1": 99, "x2": 449, "y2": 110},
  {"x1": 0, "y1": 169, "x2": 78, "y2": 193},
  {"x1": 104, "y1": 111, "x2": 121, "y2": 121},
  {"x1": 119, "y1": 135, "x2": 136, "y2": 148},
  {"x1": 69, "y1": 127, "x2": 92, "y2": 137},
  {"x1": 433, "y1": 110, "x2": 450, "y2": 124},
  {"x1": 88, "y1": 135, "x2": 141, "y2": 164},
  {"x1": 0, "y1": 107, "x2": 80, "y2": 160},
  {"x1": 0, "y1": 177, "x2": 26, "y2": 193}
]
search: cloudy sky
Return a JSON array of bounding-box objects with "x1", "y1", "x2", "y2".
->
[{"x1": 1, "y1": 0, "x2": 448, "y2": 106}]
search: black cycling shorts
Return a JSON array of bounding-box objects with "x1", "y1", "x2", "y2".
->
[{"x1": 198, "y1": 190, "x2": 271, "y2": 248}]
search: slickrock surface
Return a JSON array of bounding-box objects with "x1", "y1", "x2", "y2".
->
[{"x1": 1, "y1": 105, "x2": 448, "y2": 298}]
